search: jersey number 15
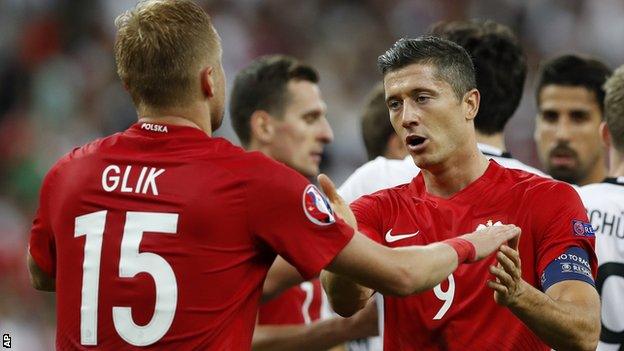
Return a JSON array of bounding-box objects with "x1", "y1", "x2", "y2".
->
[{"x1": 75, "y1": 210, "x2": 179, "y2": 346}]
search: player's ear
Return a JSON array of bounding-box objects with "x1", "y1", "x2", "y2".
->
[
  {"x1": 463, "y1": 88, "x2": 480, "y2": 121},
  {"x1": 250, "y1": 110, "x2": 275, "y2": 144},
  {"x1": 600, "y1": 121, "x2": 611, "y2": 149},
  {"x1": 200, "y1": 66, "x2": 215, "y2": 99}
]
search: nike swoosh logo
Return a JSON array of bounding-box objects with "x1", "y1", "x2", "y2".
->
[{"x1": 385, "y1": 229, "x2": 420, "y2": 243}]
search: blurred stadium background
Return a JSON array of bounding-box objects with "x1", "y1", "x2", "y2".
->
[{"x1": 0, "y1": 0, "x2": 623, "y2": 349}]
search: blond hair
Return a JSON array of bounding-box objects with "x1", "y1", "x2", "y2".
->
[
  {"x1": 604, "y1": 66, "x2": 624, "y2": 152},
  {"x1": 114, "y1": 0, "x2": 220, "y2": 109}
]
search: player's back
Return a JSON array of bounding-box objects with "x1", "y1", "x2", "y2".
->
[
  {"x1": 30, "y1": 122, "x2": 353, "y2": 350},
  {"x1": 580, "y1": 177, "x2": 624, "y2": 351}
]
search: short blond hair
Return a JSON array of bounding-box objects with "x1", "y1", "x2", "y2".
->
[
  {"x1": 604, "y1": 65, "x2": 624, "y2": 152},
  {"x1": 114, "y1": 0, "x2": 220, "y2": 109}
]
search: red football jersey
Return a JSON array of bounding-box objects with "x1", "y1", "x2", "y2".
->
[
  {"x1": 351, "y1": 161, "x2": 596, "y2": 351},
  {"x1": 258, "y1": 279, "x2": 322, "y2": 325},
  {"x1": 28, "y1": 122, "x2": 354, "y2": 350}
]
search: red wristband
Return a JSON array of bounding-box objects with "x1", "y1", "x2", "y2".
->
[{"x1": 443, "y1": 237, "x2": 476, "y2": 263}]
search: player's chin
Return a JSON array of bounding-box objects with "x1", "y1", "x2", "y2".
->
[{"x1": 301, "y1": 163, "x2": 320, "y2": 178}]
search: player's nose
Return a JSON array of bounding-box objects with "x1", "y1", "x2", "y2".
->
[
  {"x1": 554, "y1": 116, "x2": 573, "y2": 141},
  {"x1": 401, "y1": 99, "x2": 420, "y2": 129},
  {"x1": 317, "y1": 116, "x2": 334, "y2": 144}
]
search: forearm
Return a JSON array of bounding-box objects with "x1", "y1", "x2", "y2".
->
[
  {"x1": 394, "y1": 242, "x2": 460, "y2": 292},
  {"x1": 321, "y1": 270, "x2": 373, "y2": 317},
  {"x1": 326, "y1": 234, "x2": 461, "y2": 298},
  {"x1": 27, "y1": 254, "x2": 55, "y2": 291},
  {"x1": 262, "y1": 256, "x2": 305, "y2": 303},
  {"x1": 251, "y1": 318, "x2": 364, "y2": 351},
  {"x1": 508, "y1": 281, "x2": 600, "y2": 351}
]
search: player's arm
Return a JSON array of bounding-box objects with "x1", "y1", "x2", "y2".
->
[
  {"x1": 252, "y1": 302, "x2": 377, "y2": 351},
  {"x1": 27, "y1": 252, "x2": 55, "y2": 291},
  {"x1": 262, "y1": 256, "x2": 306, "y2": 303},
  {"x1": 318, "y1": 174, "x2": 520, "y2": 317},
  {"x1": 488, "y1": 245, "x2": 600, "y2": 351}
]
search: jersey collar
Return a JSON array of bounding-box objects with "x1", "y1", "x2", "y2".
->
[
  {"x1": 410, "y1": 160, "x2": 505, "y2": 203},
  {"x1": 603, "y1": 176, "x2": 624, "y2": 186},
  {"x1": 477, "y1": 143, "x2": 512, "y2": 159},
  {"x1": 127, "y1": 122, "x2": 209, "y2": 139}
]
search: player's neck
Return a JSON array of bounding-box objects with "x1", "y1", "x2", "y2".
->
[
  {"x1": 475, "y1": 131, "x2": 505, "y2": 151},
  {"x1": 421, "y1": 143, "x2": 490, "y2": 198},
  {"x1": 608, "y1": 148, "x2": 624, "y2": 178},
  {"x1": 137, "y1": 104, "x2": 213, "y2": 136},
  {"x1": 578, "y1": 156, "x2": 607, "y2": 186}
]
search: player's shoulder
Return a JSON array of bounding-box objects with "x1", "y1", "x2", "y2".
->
[
  {"x1": 496, "y1": 157, "x2": 549, "y2": 178},
  {"x1": 351, "y1": 181, "x2": 412, "y2": 207},
  {"x1": 579, "y1": 180, "x2": 624, "y2": 205},
  {"x1": 225, "y1": 149, "x2": 309, "y2": 191},
  {"x1": 47, "y1": 133, "x2": 121, "y2": 175},
  {"x1": 503, "y1": 167, "x2": 580, "y2": 201},
  {"x1": 579, "y1": 181, "x2": 618, "y2": 193}
]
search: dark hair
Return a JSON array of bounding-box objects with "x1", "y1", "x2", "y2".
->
[
  {"x1": 377, "y1": 36, "x2": 476, "y2": 100},
  {"x1": 230, "y1": 55, "x2": 319, "y2": 146},
  {"x1": 603, "y1": 65, "x2": 624, "y2": 152},
  {"x1": 536, "y1": 54, "x2": 612, "y2": 113},
  {"x1": 429, "y1": 20, "x2": 526, "y2": 135},
  {"x1": 361, "y1": 83, "x2": 394, "y2": 160}
]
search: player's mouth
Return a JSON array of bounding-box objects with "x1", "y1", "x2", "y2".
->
[
  {"x1": 549, "y1": 147, "x2": 577, "y2": 168},
  {"x1": 310, "y1": 152, "x2": 323, "y2": 164},
  {"x1": 405, "y1": 134, "x2": 428, "y2": 152}
]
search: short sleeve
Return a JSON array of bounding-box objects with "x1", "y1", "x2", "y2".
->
[
  {"x1": 247, "y1": 159, "x2": 354, "y2": 280},
  {"x1": 532, "y1": 182, "x2": 597, "y2": 280},
  {"x1": 351, "y1": 195, "x2": 384, "y2": 243},
  {"x1": 28, "y1": 167, "x2": 58, "y2": 277}
]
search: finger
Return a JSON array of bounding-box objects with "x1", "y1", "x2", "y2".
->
[
  {"x1": 507, "y1": 227, "x2": 521, "y2": 250},
  {"x1": 496, "y1": 251, "x2": 521, "y2": 280},
  {"x1": 486, "y1": 226, "x2": 519, "y2": 249},
  {"x1": 317, "y1": 174, "x2": 342, "y2": 204},
  {"x1": 500, "y1": 245, "x2": 521, "y2": 271},
  {"x1": 501, "y1": 226, "x2": 521, "y2": 242},
  {"x1": 489, "y1": 265, "x2": 514, "y2": 287},
  {"x1": 486, "y1": 280, "x2": 508, "y2": 294}
]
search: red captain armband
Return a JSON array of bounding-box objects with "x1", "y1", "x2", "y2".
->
[{"x1": 443, "y1": 238, "x2": 476, "y2": 264}]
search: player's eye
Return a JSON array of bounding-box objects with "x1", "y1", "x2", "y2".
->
[
  {"x1": 302, "y1": 113, "x2": 320, "y2": 124},
  {"x1": 415, "y1": 95, "x2": 430, "y2": 104},
  {"x1": 541, "y1": 110, "x2": 558, "y2": 123},
  {"x1": 570, "y1": 111, "x2": 590, "y2": 123},
  {"x1": 387, "y1": 99, "x2": 402, "y2": 111}
]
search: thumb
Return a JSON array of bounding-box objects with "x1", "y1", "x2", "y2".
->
[{"x1": 318, "y1": 173, "x2": 341, "y2": 204}]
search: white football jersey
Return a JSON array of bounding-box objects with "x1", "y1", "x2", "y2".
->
[
  {"x1": 337, "y1": 144, "x2": 548, "y2": 351},
  {"x1": 580, "y1": 177, "x2": 624, "y2": 351}
]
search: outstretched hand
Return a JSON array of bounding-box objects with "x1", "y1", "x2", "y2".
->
[
  {"x1": 317, "y1": 174, "x2": 357, "y2": 230},
  {"x1": 460, "y1": 225, "x2": 521, "y2": 262}
]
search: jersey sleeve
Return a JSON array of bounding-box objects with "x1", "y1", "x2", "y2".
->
[
  {"x1": 28, "y1": 165, "x2": 59, "y2": 277},
  {"x1": 350, "y1": 195, "x2": 384, "y2": 243},
  {"x1": 531, "y1": 181, "x2": 597, "y2": 281},
  {"x1": 246, "y1": 159, "x2": 354, "y2": 280}
]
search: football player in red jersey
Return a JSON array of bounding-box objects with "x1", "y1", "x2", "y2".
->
[
  {"x1": 26, "y1": 2, "x2": 520, "y2": 350},
  {"x1": 229, "y1": 55, "x2": 377, "y2": 350},
  {"x1": 322, "y1": 37, "x2": 601, "y2": 351}
]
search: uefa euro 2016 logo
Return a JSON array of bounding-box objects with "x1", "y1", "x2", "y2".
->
[
  {"x1": 302, "y1": 184, "x2": 335, "y2": 226},
  {"x1": 572, "y1": 220, "x2": 595, "y2": 237}
]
